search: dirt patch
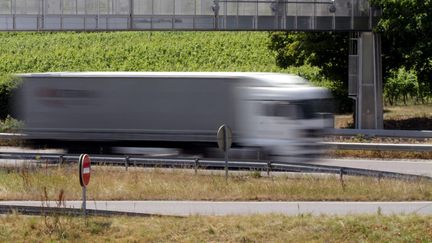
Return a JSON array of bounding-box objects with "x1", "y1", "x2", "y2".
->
[
  {"x1": 384, "y1": 117, "x2": 432, "y2": 130},
  {"x1": 335, "y1": 104, "x2": 432, "y2": 130}
]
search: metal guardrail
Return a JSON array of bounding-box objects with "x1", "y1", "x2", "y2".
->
[
  {"x1": 0, "y1": 133, "x2": 26, "y2": 139},
  {"x1": 325, "y1": 128, "x2": 432, "y2": 138},
  {"x1": 323, "y1": 142, "x2": 432, "y2": 152},
  {"x1": 1, "y1": 132, "x2": 432, "y2": 152},
  {"x1": 0, "y1": 205, "x2": 153, "y2": 217},
  {"x1": 4, "y1": 129, "x2": 432, "y2": 140},
  {"x1": 0, "y1": 152, "x2": 430, "y2": 182}
]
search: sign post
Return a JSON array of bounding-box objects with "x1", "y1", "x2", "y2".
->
[
  {"x1": 217, "y1": 124, "x2": 232, "y2": 180},
  {"x1": 79, "y1": 154, "x2": 91, "y2": 217}
]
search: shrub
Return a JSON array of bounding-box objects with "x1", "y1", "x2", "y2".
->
[
  {"x1": 384, "y1": 68, "x2": 420, "y2": 105},
  {"x1": 0, "y1": 74, "x2": 20, "y2": 119},
  {"x1": 0, "y1": 115, "x2": 22, "y2": 132}
]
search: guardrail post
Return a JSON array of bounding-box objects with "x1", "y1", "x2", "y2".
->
[
  {"x1": 339, "y1": 168, "x2": 346, "y2": 190},
  {"x1": 194, "y1": 158, "x2": 199, "y2": 175},
  {"x1": 267, "y1": 161, "x2": 272, "y2": 177},
  {"x1": 45, "y1": 158, "x2": 48, "y2": 175},
  {"x1": 125, "y1": 156, "x2": 129, "y2": 171},
  {"x1": 58, "y1": 155, "x2": 64, "y2": 167}
]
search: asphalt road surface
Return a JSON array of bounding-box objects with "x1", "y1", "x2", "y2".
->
[
  {"x1": 317, "y1": 158, "x2": 432, "y2": 177},
  {"x1": 1, "y1": 157, "x2": 431, "y2": 177},
  {"x1": 0, "y1": 146, "x2": 431, "y2": 176},
  {"x1": 0, "y1": 201, "x2": 431, "y2": 216}
]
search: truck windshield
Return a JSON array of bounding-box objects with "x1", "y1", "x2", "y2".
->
[
  {"x1": 263, "y1": 99, "x2": 334, "y2": 119},
  {"x1": 264, "y1": 102, "x2": 300, "y2": 119}
]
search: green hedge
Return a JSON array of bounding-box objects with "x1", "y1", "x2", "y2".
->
[{"x1": 0, "y1": 32, "x2": 278, "y2": 73}]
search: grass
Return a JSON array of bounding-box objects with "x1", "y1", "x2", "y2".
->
[
  {"x1": 0, "y1": 166, "x2": 431, "y2": 201},
  {"x1": 334, "y1": 113, "x2": 355, "y2": 129},
  {"x1": 0, "y1": 213, "x2": 432, "y2": 242},
  {"x1": 326, "y1": 135, "x2": 432, "y2": 144}
]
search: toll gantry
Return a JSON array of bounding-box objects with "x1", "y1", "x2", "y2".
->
[{"x1": 0, "y1": 0, "x2": 383, "y2": 129}]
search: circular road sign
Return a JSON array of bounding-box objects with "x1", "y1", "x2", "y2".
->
[
  {"x1": 79, "y1": 154, "x2": 91, "y2": 187},
  {"x1": 217, "y1": 124, "x2": 232, "y2": 152}
]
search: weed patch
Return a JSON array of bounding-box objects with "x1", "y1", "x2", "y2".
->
[{"x1": 2, "y1": 214, "x2": 432, "y2": 241}]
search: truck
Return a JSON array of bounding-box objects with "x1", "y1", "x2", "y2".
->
[{"x1": 14, "y1": 72, "x2": 334, "y2": 161}]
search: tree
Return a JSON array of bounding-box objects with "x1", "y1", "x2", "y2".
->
[
  {"x1": 370, "y1": 0, "x2": 432, "y2": 97},
  {"x1": 268, "y1": 32, "x2": 352, "y2": 112},
  {"x1": 268, "y1": 32, "x2": 348, "y2": 84}
]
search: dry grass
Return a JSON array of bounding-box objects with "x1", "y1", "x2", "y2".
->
[
  {"x1": 384, "y1": 104, "x2": 432, "y2": 119},
  {"x1": 335, "y1": 104, "x2": 432, "y2": 130},
  {"x1": 0, "y1": 165, "x2": 431, "y2": 201},
  {"x1": 334, "y1": 114, "x2": 355, "y2": 129},
  {"x1": 385, "y1": 104, "x2": 432, "y2": 130},
  {"x1": 328, "y1": 150, "x2": 432, "y2": 160},
  {"x1": 0, "y1": 213, "x2": 431, "y2": 242},
  {"x1": 326, "y1": 135, "x2": 432, "y2": 144}
]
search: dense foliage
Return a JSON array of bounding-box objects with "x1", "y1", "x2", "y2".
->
[
  {"x1": 384, "y1": 68, "x2": 418, "y2": 105},
  {"x1": 268, "y1": 32, "x2": 352, "y2": 112},
  {"x1": 0, "y1": 74, "x2": 19, "y2": 119},
  {"x1": 0, "y1": 32, "x2": 277, "y2": 73},
  {"x1": 371, "y1": 0, "x2": 432, "y2": 89},
  {"x1": 268, "y1": 32, "x2": 349, "y2": 84}
]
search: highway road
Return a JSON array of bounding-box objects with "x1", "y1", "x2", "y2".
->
[
  {"x1": 0, "y1": 201, "x2": 431, "y2": 216},
  {"x1": 317, "y1": 158, "x2": 432, "y2": 177},
  {"x1": 0, "y1": 146, "x2": 431, "y2": 176}
]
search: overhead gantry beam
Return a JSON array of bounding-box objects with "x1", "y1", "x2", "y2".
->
[{"x1": 0, "y1": 0, "x2": 379, "y2": 31}]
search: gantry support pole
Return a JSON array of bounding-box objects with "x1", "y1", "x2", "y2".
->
[{"x1": 356, "y1": 32, "x2": 383, "y2": 129}]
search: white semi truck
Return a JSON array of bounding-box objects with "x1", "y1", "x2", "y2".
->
[{"x1": 14, "y1": 72, "x2": 333, "y2": 161}]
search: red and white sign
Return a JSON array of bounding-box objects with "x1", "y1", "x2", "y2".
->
[{"x1": 79, "y1": 154, "x2": 91, "y2": 187}]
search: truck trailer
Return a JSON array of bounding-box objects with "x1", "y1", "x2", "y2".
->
[{"x1": 14, "y1": 72, "x2": 333, "y2": 161}]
